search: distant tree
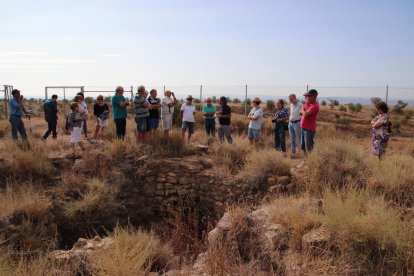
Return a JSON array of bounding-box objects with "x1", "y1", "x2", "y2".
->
[
  {"x1": 370, "y1": 97, "x2": 382, "y2": 105},
  {"x1": 232, "y1": 98, "x2": 241, "y2": 103},
  {"x1": 339, "y1": 105, "x2": 347, "y2": 112},
  {"x1": 211, "y1": 96, "x2": 217, "y2": 103},
  {"x1": 193, "y1": 98, "x2": 201, "y2": 104},
  {"x1": 226, "y1": 97, "x2": 232, "y2": 103},
  {"x1": 103, "y1": 96, "x2": 111, "y2": 103},
  {"x1": 393, "y1": 100, "x2": 408, "y2": 114},
  {"x1": 348, "y1": 103, "x2": 363, "y2": 114},
  {"x1": 242, "y1": 98, "x2": 251, "y2": 106},
  {"x1": 266, "y1": 100, "x2": 275, "y2": 109},
  {"x1": 321, "y1": 100, "x2": 327, "y2": 106},
  {"x1": 355, "y1": 103, "x2": 363, "y2": 113}
]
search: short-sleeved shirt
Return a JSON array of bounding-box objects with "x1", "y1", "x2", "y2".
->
[
  {"x1": 133, "y1": 95, "x2": 149, "y2": 118},
  {"x1": 274, "y1": 108, "x2": 289, "y2": 121},
  {"x1": 162, "y1": 96, "x2": 174, "y2": 115},
  {"x1": 111, "y1": 94, "x2": 127, "y2": 119},
  {"x1": 148, "y1": 96, "x2": 161, "y2": 119},
  {"x1": 219, "y1": 104, "x2": 231, "y2": 125},
  {"x1": 181, "y1": 104, "x2": 196, "y2": 122},
  {"x1": 94, "y1": 103, "x2": 109, "y2": 120},
  {"x1": 289, "y1": 102, "x2": 303, "y2": 122},
  {"x1": 248, "y1": 107, "x2": 264, "y2": 130},
  {"x1": 10, "y1": 97, "x2": 24, "y2": 117},
  {"x1": 79, "y1": 100, "x2": 88, "y2": 115},
  {"x1": 300, "y1": 101, "x2": 320, "y2": 131},
  {"x1": 202, "y1": 105, "x2": 216, "y2": 119}
]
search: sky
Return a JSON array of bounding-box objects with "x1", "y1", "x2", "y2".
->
[{"x1": 1, "y1": 0, "x2": 414, "y2": 99}]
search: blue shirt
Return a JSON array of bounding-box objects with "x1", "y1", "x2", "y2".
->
[{"x1": 9, "y1": 97, "x2": 23, "y2": 116}]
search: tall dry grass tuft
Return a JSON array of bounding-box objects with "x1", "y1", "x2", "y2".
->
[
  {"x1": 239, "y1": 150, "x2": 291, "y2": 182},
  {"x1": 148, "y1": 130, "x2": 192, "y2": 157},
  {"x1": 6, "y1": 141, "x2": 54, "y2": 179},
  {"x1": 106, "y1": 139, "x2": 127, "y2": 159},
  {"x1": 64, "y1": 178, "x2": 119, "y2": 233},
  {"x1": 88, "y1": 225, "x2": 174, "y2": 275},
  {"x1": 211, "y1": 136, "x2": 251, "y2": 173},
  {"x1": 368, "y1": 155, "x2": 414, "y2": 207},
  {"x1": 321, "y1": 188, "x2": 414, "y2": 273},
  {"x1": 307, "y1": 138, "x2": 370, "y2": 194}
]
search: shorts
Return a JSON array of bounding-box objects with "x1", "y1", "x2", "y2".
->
[
  {"x1": 182, "y1": 121, "x2": 195, "y2": 134},
  {"x1": 248, "y1": 128, "x2": 260, "y2": 141},
  {"x1": 96, "y1": 117, "x2": 109, "y2": 127},
  {"x1": 149, "y1": 118, "x2": 159, "y2": 129},
  {"x1": 70, "y1": 126, "x2": 82, "y2": 143},
  {"x1": 162, "y1": 114, "x2": 173, "y2": 130},
  {"x1": 135, "y1": 116, "x2": 148, "y2": 133}
]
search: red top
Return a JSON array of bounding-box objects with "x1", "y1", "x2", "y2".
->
[{"x1": 300, "y1": 100, "x2": 320, "y2": 131}]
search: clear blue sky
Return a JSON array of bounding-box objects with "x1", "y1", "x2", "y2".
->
[{"x1": 1, "y1": 0, "x2": 414, "y2": 98}]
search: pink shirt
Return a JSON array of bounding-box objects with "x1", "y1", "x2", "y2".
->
[{"x1": 300, "y1": 100, "x2": 319, "y2": 131}]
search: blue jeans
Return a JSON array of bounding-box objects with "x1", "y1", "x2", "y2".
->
[
  {"x1": 204, "y1": 118, "x2": 216, "y2": 136},
  {"x1": 288, "y1": 122, "x2": 302, "y2": 153},
  {"x1": 274, "y1": 122, "x2": 286, "y2": 152},
  {"x1": 9, "y1": 116, "x2": 27, "y2": 141},
  {"x1": 301, "y1": 128, "x2": 316, "y2": 153},
  {"x1": 135, "y1": 116, "x2": 148, "y2": 133}
]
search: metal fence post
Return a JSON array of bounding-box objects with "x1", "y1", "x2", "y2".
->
[
  {"x1": 163, "y1": 85, "x2": 165, "y2": 93},
  {"x1": 306, "y1": 84, "x2": 309, "y2": 93},
  {"x1": 63, "y1": 87, "x2": 66, "y2": 115},
  {"x1": 244, "y1": 85, "x2": 248, "y2": 117},
  {"x1": 45, "y1": 87, "x2": 48, "y2": 100},
  {"x1": 200, "y1": 85, "x2": 203, "y2": 111},
  {"x1": 386, "y1": 85, "x2": 389, "y2": 104}
]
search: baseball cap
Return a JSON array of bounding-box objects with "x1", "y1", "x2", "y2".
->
[{"x1": 303, "y1": 89, "x2": 318, "y2": 96}]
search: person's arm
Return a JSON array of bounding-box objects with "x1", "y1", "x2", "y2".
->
[
  {"x1": 180, "y1": 110, "x2": 184, "y2": 121},
  {"x1": 279, "y1": 109, "x2": 289, "y2": 122},
  {"x1": 372, "y1": 121, "x2": 383, "y2": 129}
]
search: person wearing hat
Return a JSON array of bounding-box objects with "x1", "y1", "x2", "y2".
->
[
  {"x1": 299, "y1": 89, "x2": 320, "y2": 153},
  {"x1": 272, "y1": 99, "x2": 289, "y2": 156},
  {"x1": 247, "y1": 97, "x2": 264, "y2": 151},
  {"x1": 180, "y1": 95, "x2": 196, "y2": 143},
  {"x1": 76, "y1": 92, "x2": 89, "y2": 141},
  {"x1": 161, "y1": 90, "x2": 177, "y2": 137},
  {"x1": 134, "y1": 85, "x2": 150, "y2": 144},
  {"x1": 111, "y1": 86, "x2": 129, "y2": 140},
  {"x1": 216, "y1": 96, "x2": 233, "y2": 144},
  {"x1": 202, "y1": 97, "x2": 216, "y2": 137},
  {"x1": 9, "y1": 89, "x2": 31, "y2": 142}
]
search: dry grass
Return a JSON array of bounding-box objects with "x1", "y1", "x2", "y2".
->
[
  {"x1": 368, "y1": 154, "x2": 414, "y2": 207},
  {"x1": 211, "y1": 135, "x2": 251, "y2": 173},
  {"x1": 0, "y1": 185, "x2": 51, "y2": 219},
  {"x1": 307, "y1": 137, "x2": 370, "y2": 194},
  {"x1": 239, "y1": 150, "x2": 291, "y2": 179},
  {"x1": 88, "y1": 225, "x2": 173, "y2": 275}
]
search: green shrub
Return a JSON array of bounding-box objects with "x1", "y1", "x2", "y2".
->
[
  {"x1": 266, "y1": 100, "x2": 275, "y2": 109},
  {"x1": 338, "y1": 105, "x2": 347, "y2": 112}
]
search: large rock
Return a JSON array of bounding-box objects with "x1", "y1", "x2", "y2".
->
[
  {"x1": 302, "y1": 226, "x2": 331, "y2": 254},
  {"x1": 217, "y1": 212, "x2": 233, "y2": 231}
]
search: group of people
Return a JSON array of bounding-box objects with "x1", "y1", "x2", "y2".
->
[{"x1": 7, "y1": 86, "x2": 391, "y2": 159}]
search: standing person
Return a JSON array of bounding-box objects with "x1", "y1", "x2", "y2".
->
[
  {"x1": 247, "y1": 97, "x2": 263, "y2": 151},
  {"x1": 133, "y1": 85, "x2": 150, "y2": 144},
  {"x1": 216, "y1": 96, "x2": 233, "y2": 144},
  {"x1": 41, "y1": 94, "x2": 58, "y2": 141},
  {"x1": 92, "y1": 95, "x2": 110, "y2": 142},
  {"x1": 288, "y1": 94, "x2": 303, "y2": 154},
  {"x1": 161, "y1": 90, "x2": 177, "y2": 137},
  {"x1": 300, "y1": 89, "x2": 320, "y2": 154},
  {"x1": 202, "y1": 97, "x2": 216, "y2": 137},
  {"x1": 68, "y1": 102, "x2": 86, "y2": 154},
  {"x1": 371, "y1": 102, "x2": 390, "y2": 159},
  {"x1": 8, "y1": 89, "x2": 30, "y2": 142},
  {"x1": 76, "y1": 92, "x2": 89, "y2": 141},
  {"x1": 180, "y1": 95, "x2": 196, "y2": 143},
  {"x1": 148, "y1": 89, "x2": 161, "y2": 136},
  {"x1": 111, "y1": 86, "x2": 129, "y2": 140},
  {"x1": 272, "y1": 99, "x2": 289, "y2": 156}
]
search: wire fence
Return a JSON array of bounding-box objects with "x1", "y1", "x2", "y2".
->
[{"x1": 1, "y1": 84, "x2": 414, "y2": 117}]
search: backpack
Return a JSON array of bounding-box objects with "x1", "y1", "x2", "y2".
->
[{"x1": 65, "y1": 115, "x2": 70, "y2": 131}]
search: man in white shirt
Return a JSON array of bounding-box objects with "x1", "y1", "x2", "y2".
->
[
  {"x1": 180, "y1": 95, "x2": 196, "y2": 143},
  {"x1": 247, "y1": 97, "x2": 263, "y2": 151},
  {"x1": 161, "y1": 90, "x2": 177, "y2": 137},
  {"x1": 288, "y1": 94, "x2": 303, "y2": 154}
]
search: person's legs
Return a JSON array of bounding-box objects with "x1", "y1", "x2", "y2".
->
[
  {"x1": 301, "y1": 129, "x2": 306, "y2": 153},
  {"x1": 205, "y1": 119, "x2": 210, "y2": 136},
  {"x1": 120, "y1": 118, "x2": 126, "y2": 140},
  {"x1": 9, "y1": 117, "x2": 19, "y2": 141},
  {"x1": 218, "y1": 126, "x2": 224, "y2": 143},
  {"x1": 17, "y1": 117, "x2": 27, "y2": 141},
  {"x1": 288, "y1": 123, "x2": 296, "y2": 153},
  {"x1": 43, "y1": 121, "x2": 53, "y2": 140},
  {"x1": 294, "y1": 123, "x2": 302, "y2": 153},
  {"x1": 83, "y1": 120, "x2": 88, "y2": 139},
  {"x1": 211, "y1": 120, "x2": 216, "y2": 137},
  {"x1": 223, "y1": 125, "x2": 233, "y2": 144},
  {"x1": 280, "y1": 124, "x2": 286, "y2": 153},
  {"x1": 181, "y1": 121, "x2": 188, "y2": 140},
  {"x1": 187, "y1": 122, "x2": 194, "y2": 143},
  {"x1": 93, "y1": 124, "x2": 101, "y2": 140},
  {"x1": 114, "y1": 119, "x2": 121, "y2": 139},
  {"x1": 274, "y1": 124, "x2": 280, "y2": 150},
  {"x1": 302, "y1": 129, "x2": 316, "y2": 153},
  {"x1": 51, "y1": 120, "x2": 57, "y2": 139},
  {"x1": 248, "y1": 128, "x2": 253, "y2": 146}
]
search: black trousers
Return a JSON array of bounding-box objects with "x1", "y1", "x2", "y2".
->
[
  {"x1": 43, "y1": 120, "x2": 57, "y2": 139},
  {"x1": 114, "y1": 118, "x2": 126, "y2": 140}
]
